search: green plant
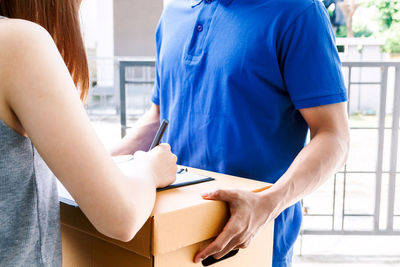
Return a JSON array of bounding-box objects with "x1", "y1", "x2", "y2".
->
[
  {"x1": 366, "y1": 0, "x2": 400, "y2": 30},
  {"x1": 336, "y1": 25, "x2": 347, "y2": 37},
  {"x1": 353, "y1": 25, "x2": 373, "y2": 38},
  {"x1": 364, "y1": 0, "x2": 400, "y2": 53},
  {"x1": 383, "y1": 23, "x2": 400, "y2": 53}
]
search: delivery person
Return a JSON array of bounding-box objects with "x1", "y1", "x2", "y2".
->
[{"x1": 112, "y1": 0, "x2": 350, "y2": 265}]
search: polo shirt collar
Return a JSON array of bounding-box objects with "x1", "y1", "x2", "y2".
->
[
  {"x1": 220, "y1": 0, "x2": 234, "y2": 5},
  {"x1": 191, "y1": 0, "x2": 202, "y2": 7},
  {"x1": 191, "y1": 0, "x2": 234, "y2": 7}
]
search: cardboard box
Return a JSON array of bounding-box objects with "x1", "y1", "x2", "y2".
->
[{"x1": 60, "y1": 167, "x2": 274, "y2": 267}]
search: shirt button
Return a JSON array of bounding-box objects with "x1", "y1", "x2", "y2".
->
[
  {"x1": 205, "y1": 0, "x2": 213, "y2": 3},
  {"x1": 197, "y1": 24, "x2": 203, "y2": 32}
]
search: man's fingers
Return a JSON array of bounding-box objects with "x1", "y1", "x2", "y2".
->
[
  {"x1": 212, "y1": 237, "x2": 241, "y2": 260},
  {"x1": 214, "y1": 231, "x2": 256, "y2": 259},
  {"x1": 235, "y1": 239, "x2": 251, "y2": 249},
  {"x1": 201, "y1": 189, "x2": 239, "y2": 202},
  {"x1": 193, "y1": 220, "x2": 237, "y2": 263}
]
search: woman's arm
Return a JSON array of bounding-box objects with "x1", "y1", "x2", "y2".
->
[{"x1": 0, "y1": 19, "x2": 177, "y2": 242}]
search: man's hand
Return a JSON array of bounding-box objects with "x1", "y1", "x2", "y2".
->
[{"x1": 193, "y1": 189, "x2": 274, "y2": 263}]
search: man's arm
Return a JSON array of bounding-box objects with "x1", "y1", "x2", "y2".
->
[
  {"x1": 111, "y1": 104, "x2": 161, "y2": 155},
  {"x1": 263, "y1": 102, "x2": 349, "y2": 211},
  {"x1": 194, "y1": 102, "x2": 350, "y2": 262}
]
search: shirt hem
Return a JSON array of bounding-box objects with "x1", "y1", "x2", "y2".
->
[
  {"x1": 293, "y1": 91, "x2": 347, "y2": 110},
  {"x1": 272, "y1": 259, "x2": 292, "y2": 267},
  {"x1": 152, "y1": 96, "x2": 160, "y2": 106}
]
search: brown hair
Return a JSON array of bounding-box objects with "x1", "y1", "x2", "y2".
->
[{"x1": 0, "y1": 0, "x2": 90, "y2": 101}]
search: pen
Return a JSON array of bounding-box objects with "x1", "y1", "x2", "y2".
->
[
  {"x1": 252, "y1": 185, "x2": 272, "y2": 193},
  {"x1": 149, "y1": 119, "x2": 169, "y2": 151}
]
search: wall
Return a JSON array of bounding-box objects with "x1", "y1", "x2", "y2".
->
[{"x1": 113, "y1": 0, "x2": 163, "y2": 57}]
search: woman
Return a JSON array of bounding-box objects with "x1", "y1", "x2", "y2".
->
[{"x1": 0, "y1": 1, "x2": 177, "y2": 266}]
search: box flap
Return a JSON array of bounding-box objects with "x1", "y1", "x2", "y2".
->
[
  {"x1": 151, "y1": 167, "x2": 271, "y2": 255},
  {"x1": 60, "y1": 203, "x2": 152, "y2": 258}
]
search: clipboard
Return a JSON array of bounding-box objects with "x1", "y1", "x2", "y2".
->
[
  {"x1": 157, "y1": 169, "x2": 214, "y2": 192},
  {"x1": 58, "y1": 169, "x2": 215, "y2": 207}
]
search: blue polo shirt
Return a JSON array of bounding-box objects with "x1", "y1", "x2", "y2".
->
[{"x1": 152, "y1": 0, "x2": 347, "y2": 265}]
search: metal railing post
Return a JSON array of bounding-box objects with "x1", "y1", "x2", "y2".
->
[
  {"x1": 374, "y1": 66, "x2": 388, "y2": 231},
  {"x1": 387, "y1": 66, "x2": 400, "y2": 231},
  {"x1": 119, "y1": 61, "x2": 127, "y2": 138}
]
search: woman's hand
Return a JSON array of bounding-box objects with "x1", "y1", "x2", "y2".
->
[
  {"x1": 134, "y1": 143, "x2": 177, "y2": 188},
  {"x1": 194, "y1": 189, "x2": 275, "y2": 263}
]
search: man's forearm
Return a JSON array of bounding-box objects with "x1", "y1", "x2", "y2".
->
[
  {"x1": 261, "y1": 129, "x2": 349, "y2": 219},
  {"x1": 111, "y1": 104, "x2": 161, "y2": 155}
]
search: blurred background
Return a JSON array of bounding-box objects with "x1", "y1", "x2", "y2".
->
[{"x1": 79, "y1": 1, "x2": 400, "y2": 266}]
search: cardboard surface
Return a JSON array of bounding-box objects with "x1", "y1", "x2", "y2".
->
[
  {"x1": 60, "y1": 203, "x2": 152, "y2": 258},
  {"x1": 61, "y1": 166, "x2": 274, "y2": 266},
  {"x1": 153, "y1": 223, "x2": 274, "y2": 267},
  {"x1": 150, "y1": 167, "x2": 272, "y2": 255},
  {"x1": 62, "y1": 225, "x2": 152, "y2": 267}
]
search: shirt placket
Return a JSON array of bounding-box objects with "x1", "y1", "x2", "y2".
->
[{"x1": 185, "y1": 0, "x2": 218, "y2": 62}]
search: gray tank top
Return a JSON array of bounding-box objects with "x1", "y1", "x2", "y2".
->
[{"x1": 0, "y1": 19, "x2": 62, "y2": 265}]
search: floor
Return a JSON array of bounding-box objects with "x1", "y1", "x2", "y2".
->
[{"x1": 293, "y1": 235, "x2": 400, "y2": 266}]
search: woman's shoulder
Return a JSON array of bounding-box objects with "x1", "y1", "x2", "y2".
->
[
  {"x1": 0, "y1": 18, "x2": 52, "y2": 43},
  {"x1": 0, "y1": 19, "x2": 54, "y2": 58},
  {"x1": 0, "y1": 18, "x2": 57, "y2": 110},
  {"x1": 0, "y1": 19, "x2": 55, "y2": 78}
]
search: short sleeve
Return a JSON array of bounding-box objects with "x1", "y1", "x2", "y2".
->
[
  {"x1": 151, "y1": 60, "x2": 161, "y2": 105},
  {"x1": 279, "y1": 0, "x2": 347, "y2": 110},
  {"x1": 151, "y1": 21, "x2": 163, "y2": 106}
]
